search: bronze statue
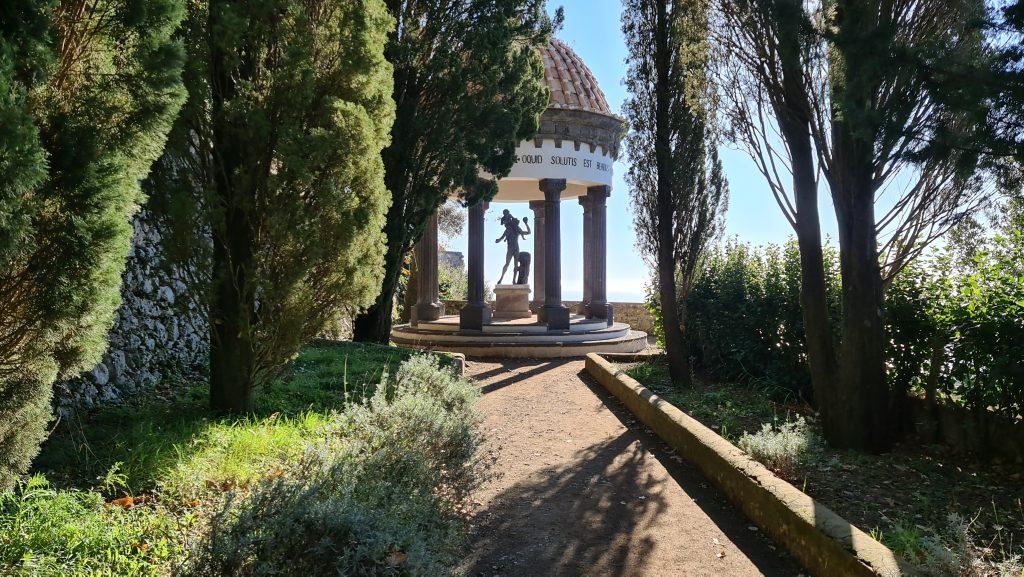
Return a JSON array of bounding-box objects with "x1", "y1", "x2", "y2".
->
[{"x1": 495, "y1": 209, "x2": 531, "y2": 285}]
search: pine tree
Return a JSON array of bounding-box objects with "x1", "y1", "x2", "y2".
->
[
  {"x1": 351, "y1": 0, "x2": 554, "y2": 343},
  {"x1": 0, "y1": 0, "x2": 186, "y2": 489},
  {"x1": 623, "y1": 0, "x2": 728, "y2": 386},
  {"x1": 150, "y1": 0, "x2": 394, "y2": 413}
]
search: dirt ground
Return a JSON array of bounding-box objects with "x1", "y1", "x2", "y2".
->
[{"x1": 458, "y1": 358, "x2": 805, "y2": 577}]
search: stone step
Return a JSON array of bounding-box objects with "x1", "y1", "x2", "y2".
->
[
  {"x1": 393, "y1": 322, "x2": 632, "y2": 343},
  {"x1": 392, "y1": 331, "x2": 648, "y2": 359},
  {"x1": 414, "y1": 315, "x2": 610, "y2": 334}
]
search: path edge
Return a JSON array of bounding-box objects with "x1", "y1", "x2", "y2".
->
[{"x1": 585, "y1": 353, "x2": 916, "y2": 577}]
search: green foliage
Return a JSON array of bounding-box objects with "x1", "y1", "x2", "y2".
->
[
  {"x1": 0, "y1": 476, "x2": 190, "y2": 576},
  {"x1": 438, "y1": 261, "x2": 468, "y2": 301},
  {"x1": 36, "y1": 342, "x2": 413, "y2": 495},
  {"x1": 353, "y1": 0, "x2": 554, "y2": 342},
  {"x1": 684, "y1": 237, "x2": 840, "y2": 397},
  {"x1": 623, "y1": 0, "x2": 728, "y2": 385},
  {"x1": 685, "y1": 226, "x2": 1023, "y2": 418},
  {"x1": 737, "y1": 416, "x2": 819, "y2": 476},
  {"x1": 17, "y1": 343, "x2": 473, "y2": 575},
  {"x1": 0, "y1": 0, "x2": 186, "y2": 489},
  {"x1": 149, "y1": 0, "x2": 395, "y2": 410},
  {"x1": 184, "y1": 354, "x2": 481, "y2": 576},
  {"x1": 888, "y1": 223, "x2": 1024, "y2": 418}
]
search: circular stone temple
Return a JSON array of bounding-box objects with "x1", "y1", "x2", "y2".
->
[{"x1": 391, "y1": 39, "x2": 648, "y2": 357}]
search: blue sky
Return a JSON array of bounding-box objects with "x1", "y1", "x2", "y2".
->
[{"x1": 451, "y1": 0, "x2": 840, "y2": 302}]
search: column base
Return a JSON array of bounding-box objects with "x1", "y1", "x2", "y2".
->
[
  {"x1": 542, "y1": 304, "x2": 571, "y2": 330},
  {"x1": 459, "y1": 303, "x2": 492, "y2": 331},
  {"x1": 412, "y1": 301, "x2": 445, "y2": 325},
  {"x1": 589, "y1": 302, "x2": 613, "y2": 326}
]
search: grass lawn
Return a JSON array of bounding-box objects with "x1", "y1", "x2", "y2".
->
[
  {"x1": 624, "y1": 360, "x2": 1024, "y2": 576},
  {"x1": 2, "y1": 341, "x2": 418, "y2": 575}
]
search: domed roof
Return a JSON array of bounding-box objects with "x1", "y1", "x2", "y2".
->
[{"x1": 540, "y1": 39, "x2": 614, "y2": 117}]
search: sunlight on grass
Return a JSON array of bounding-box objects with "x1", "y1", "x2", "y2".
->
[
  {"x1": 35, "y1": 342, "x2": 413, "y2": 495},
  {"x1": 0, "y1": 476, "x2": 192, "y2": 576},
  {"x1": 161, "y1": 411, "x2": 332, "y2": 499},
  {"x1": 4, "y1": 342, "x2": 421, "y2": 575}
]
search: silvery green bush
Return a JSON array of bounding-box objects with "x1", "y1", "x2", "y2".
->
[
  {"x1": 184, "y1": 355, "x2": 481, "y2": 576},
  {"x1": 737, "y1": 417, "x2": 819, "y2": 476}
]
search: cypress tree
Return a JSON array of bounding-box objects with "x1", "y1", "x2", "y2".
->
[
  {"x1": 0, "y1": 0, "x2": 187, "y2": 489},
  {"x1": 150, "y1": 0, "x2": 394, "y2": 413},
  {"x1": 351, "y1": 0, "x2": 554, "y2": 343},
  {"x1": 623, "y1": 0, "x2": 728, "y2": 386}
]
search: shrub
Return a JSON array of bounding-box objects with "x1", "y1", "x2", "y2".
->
[
  {"x1": 184, "y1": 355, "x2": 481, "y2": 576},
  {"x1": 681, "y1": 229, "x2": 1023, "y2": 419},
  {"x1": 684, "y1": 237, "x2": 840, "y2": 398},
  {"x1": 0, "y1": 0, "x2": 187, "y2": 490},
  {"x1": 737, "y1": 417, "x2": 818, "y2": 476},
  {"x1": 438, "y1": 261, "x2": 468, "y2": 301}
]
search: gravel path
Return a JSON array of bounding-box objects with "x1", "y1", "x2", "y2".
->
[{"x1": 459, "y1": 358, "x2": 804, "y2": 577}]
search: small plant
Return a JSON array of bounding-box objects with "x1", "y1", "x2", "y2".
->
[
  {"x1": 737, "y1": 416, "x2": 818, "y2": 476},
  {"x1": 915, "y1": 514, "x2": 1024, "y2": 577}
]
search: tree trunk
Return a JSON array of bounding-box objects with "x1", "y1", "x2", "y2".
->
[
  {"x1": 353, "y1": 213, "x2": 407, "y2": 343},
  {"x1": 658, "y1": 245, "x2": 690, "y2": 385},
  {"x1": 208, "y1": 3, "x2": 256, "y2": 415},
  {"x1": 209, "y1": 211, "x2": 257, "y2": 414},
  {"x1": 653, "y1": 0, "x2": 690, "y2": 387},
  {"x1": 831, "y1": 162, "x2": 890, "y2": 451},
  {"x1": 780, "y1": 118, "x2": 838, "y2": 427}
]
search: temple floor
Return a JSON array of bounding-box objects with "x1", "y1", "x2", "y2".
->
[{"x1": 390, "y1": 314, "x2": 649, "y2": 358}]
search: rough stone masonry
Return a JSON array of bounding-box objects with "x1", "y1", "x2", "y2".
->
[{"x1": 54, "y1": 209, "x2": 207, "y2": 416}]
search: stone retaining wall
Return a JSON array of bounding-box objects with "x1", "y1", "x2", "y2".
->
[
  {"x1": 585, "y1": 353, "x2": 909, "y2": 577},
  {"x1": 55, "y1": 209, "x2": 207, "y2": 415}
]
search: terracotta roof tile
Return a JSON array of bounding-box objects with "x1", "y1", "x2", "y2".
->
[{"x1": 540, "y1": 39, "x2": 613, "y2": 116}]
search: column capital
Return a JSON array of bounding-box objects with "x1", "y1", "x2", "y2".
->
[
  {"x1": 578, "y1": 195, "x2": 592, "y2": 208},
  {"x1": 587, "y1": 185, "x2": 611, "y2": 202},
  {"x1": 539, "y1": 178, "x2": 567, "y2": 201},
  {"x1": 529, "y1": 199, "x2": 546, "y2": 211}
]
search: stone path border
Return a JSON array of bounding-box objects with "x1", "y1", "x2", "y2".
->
[{"x1": 585, "y1": 353, "x2": 916, "y2": 577}]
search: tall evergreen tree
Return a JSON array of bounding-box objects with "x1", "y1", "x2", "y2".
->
[
  {"x1": 715, "y1": 0, "x2": 990, "y2": 450},
  {"x1": 0, "y1": 0, "x2": 186, "y2": 488},
  {"x1": 351, "y1": 0, "x2": 554, "y2": 343},
  {"x1": 624, "y1": 0, "x2": 728, "y2": 386},
  {"x1": 150, "y1": 0, "x2": 394, "y2": 413}
]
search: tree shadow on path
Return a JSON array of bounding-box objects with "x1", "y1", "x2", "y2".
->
[{"x1": 461, "y1": 362, "x2": 802, "y2": 577}]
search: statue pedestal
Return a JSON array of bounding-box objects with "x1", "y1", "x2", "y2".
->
[{"x1": 493, "y1": 285, "x2": 532, "y2": 319}]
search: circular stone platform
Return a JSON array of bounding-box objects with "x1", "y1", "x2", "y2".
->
[{"x1": 392, "y1": 315, "x2": 648, "y2": 358}]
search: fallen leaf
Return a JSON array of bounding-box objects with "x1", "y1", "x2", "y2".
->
[
  {"x1": 111, "y1": 496, "x2": 134, "y2": 508},
  {"x1": 387, "y1": 550, "x2": 407, "y2": 567}
]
